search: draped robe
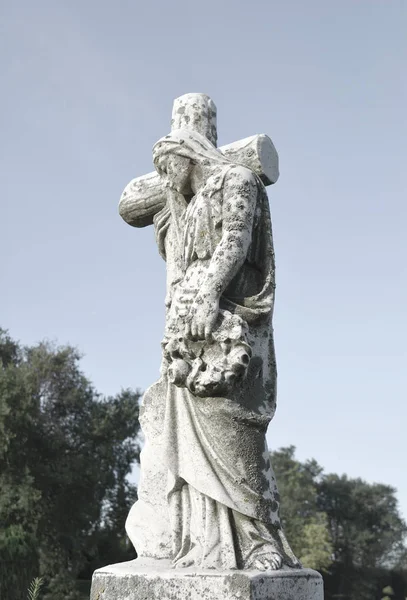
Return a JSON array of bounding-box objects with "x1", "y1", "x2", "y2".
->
[{"x1": 153, "y1": 163, "x2": 300, "y2": 569}]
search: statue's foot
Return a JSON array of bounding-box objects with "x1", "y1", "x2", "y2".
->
[
  {"x1": 172, "y1": 546, "x2": 201, "y2": 569},
  {"x1": 252, "y1": 552, "x2": 283, "y2": 571},
  {"x1": 173, "y1": 558, "x2": 194, "y2": 568}
]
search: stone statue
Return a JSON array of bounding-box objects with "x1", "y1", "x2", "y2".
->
[
  {"x1": 121, "y1": 93, "x2": 299, "y2": 571},
  {"x1": 90, "y1": 93, "x2": 324, "y2": 600}
]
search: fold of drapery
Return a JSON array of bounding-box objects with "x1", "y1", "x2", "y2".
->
[{"x1": 167, "y1": 470, "x2": 300, "y2": 570}]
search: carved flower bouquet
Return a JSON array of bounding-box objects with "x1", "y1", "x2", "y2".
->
[{"x1": 162, "y1": 310, "x2": 252, "y2": 397}]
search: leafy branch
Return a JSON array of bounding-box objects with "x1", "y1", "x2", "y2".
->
[{"x1": 27, "y1": 577, "x2": 44, "y2": 600}]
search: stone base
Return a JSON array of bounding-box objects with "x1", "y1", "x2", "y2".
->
[{"x1": 90, "y1": 558, "x2": 323, "y2": 600}]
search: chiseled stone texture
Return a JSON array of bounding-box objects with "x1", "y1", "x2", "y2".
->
[{"x1": 90, "y1": 558, "x2": 323, "y2": 600}]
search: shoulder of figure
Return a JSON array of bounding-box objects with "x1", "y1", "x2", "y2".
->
[{"x1": 224, "y1": 164, "x2": 257, "y2": 187}]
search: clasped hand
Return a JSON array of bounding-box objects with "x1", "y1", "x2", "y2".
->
[{"x1": 184, "y1": 292, "x2": 219, "y2": 340}]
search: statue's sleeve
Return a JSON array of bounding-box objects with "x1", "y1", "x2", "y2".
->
[
  {"x1": 201, "y1": 167, "x2": 257, "y2": 297},
  {"x1": 221, "y1": 167, "x2": 257, "y2": 238}
]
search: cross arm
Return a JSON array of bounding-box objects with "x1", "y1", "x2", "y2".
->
[
  {"x1": 119, "y1": 134, "x2": 279, "y2": 228},
  {"x1": 119, "y1": 171, "x2": 165, "y2": 228}
]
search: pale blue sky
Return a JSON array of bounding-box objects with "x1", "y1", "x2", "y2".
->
[{"x1": 1, "y1": 1, "x2": 406, "y2": 519}]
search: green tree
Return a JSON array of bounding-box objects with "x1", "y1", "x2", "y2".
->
[
  {"x1": 299, "y1": 514, "x2": 333, "y2": 571},
  {"x1": 0, "y1": 329, "x2": 141, "y2": 600},
  {"x1": 318, "y1": 474, "x2": 407, "y2": 600},
  {"x1": 318, "y1": 474, "x2": 407, "y2": 570},
  {"x1": 0, "y1": 330, "x2": 42, "y2": 598},
  {"x1": 271, "y1": 446, "x2": 333, "y2": 571},
  {"x1": 272, "y1": 445, "x2": 407, "y2": 599}
]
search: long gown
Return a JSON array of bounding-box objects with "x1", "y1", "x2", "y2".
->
[{"x1": 154, "y1": 164, "x2": 300, "y2": 570}]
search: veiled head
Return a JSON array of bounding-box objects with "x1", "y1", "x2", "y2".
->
[{"x1": 153, "y1": 129, "x2": 231, "y2": 193}]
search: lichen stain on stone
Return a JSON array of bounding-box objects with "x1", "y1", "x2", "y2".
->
[{"x1": 91, "y1": 584, "x2": 105, "y2": 600}]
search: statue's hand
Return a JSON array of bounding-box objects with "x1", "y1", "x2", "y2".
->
[{"x1": 185, "y1": 293, "x2": 219, "y2": 340}]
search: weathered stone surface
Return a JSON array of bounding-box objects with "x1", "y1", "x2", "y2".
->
[
  {"x1": 125, "y1": 380, "x2": 171, "y2": 559},
  {"x1": 91, "y1": 559, "x2": 324, "y2": 600},
  {"x1": 171, "y1": 93, "x2": 218, "y2": 146},
  {"x1": 220, "y1": 134, "x2": 279, "y2": 186},
  {"x1": 115, "y1": 93, "x2": 305, "y2": 578},
  {"x1": 119, "y1": 134, "x2": 279, "y2": 229}
]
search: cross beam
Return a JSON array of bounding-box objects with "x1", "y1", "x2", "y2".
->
[{"x1": 119, "y1": 93, "x2": 279, "y2": 228}]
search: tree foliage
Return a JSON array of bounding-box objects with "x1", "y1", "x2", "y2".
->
[
  {"x1": 27, "y1": 577, "x2": 44, "y2": 600},
  {"x1": 318, "y1": 474, "x2": 406, "y2": 569},
  {"x1": 0, "y1": 329, "x2": 141, "y2": 600},
  {"x1": 2, "y1": 325, "x2": 406, "y2": 600},
  {"x1": 271, "y1": 446, "x2": 333, "y2": 571},
  {"x1": 271, "y1": 446, "x2": 407, "y2": 600}
]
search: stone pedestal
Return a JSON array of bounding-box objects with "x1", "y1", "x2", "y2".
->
[{"x1": 90, "y1": 558, "x2": 324, "y2": 600}]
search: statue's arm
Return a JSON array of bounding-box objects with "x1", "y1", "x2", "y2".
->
[
  {"x1": 185, "y1": 167, "x2": 257, "y2": 339},
  {"x1": 202, "y1": 166, "x2": 257, "y2": 298}
]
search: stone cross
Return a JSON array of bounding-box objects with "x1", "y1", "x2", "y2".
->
[
  {"x1": 119, "y1": 93, "x2": 279, "y2": 230},
  {"x1": 90, "y1": 93, "x2": 324, "y2": 600},
  {"x1": 118, "y1": 93, "x2": 283, "y2": 562}
]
